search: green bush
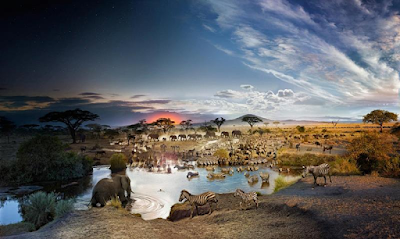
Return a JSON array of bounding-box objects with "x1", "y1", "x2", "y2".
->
[
  {"x1": 21, "y1": 192, "x2": 74, "y2": 229},
  {"x1": 110, "y1": 153, "x2": 127, "y2": 172},
  {"x1": 274, "y1": 176, "x2": 298, "y2": 193},
  {"x1": 13, "y1": 135, "x2": 93, "y2": 184},
  {"x1": 55, "y1": 199, "x2": 74, "y2": 218},
  {"x1": 21, "y1": 192, "x2": 56, "y2": 229}
]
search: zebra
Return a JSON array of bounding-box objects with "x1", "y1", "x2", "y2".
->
[
  {"x1": 179, "y1": 190, "x2": 218, "y2": 218},
  {"x1": 234, "y1": 189, "x2": 258, "y2": 209},
  {"x1": 302, "y1": 163, "x2": 332, "y2": 188}
]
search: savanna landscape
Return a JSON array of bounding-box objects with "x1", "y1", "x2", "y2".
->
[{"x1": 1, "y1": 0, "x2": 400, "y2": 238}]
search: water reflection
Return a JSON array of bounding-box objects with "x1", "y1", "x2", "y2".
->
[{"x1": 0, "y1": 164, "x2": 300, "y2": 225}]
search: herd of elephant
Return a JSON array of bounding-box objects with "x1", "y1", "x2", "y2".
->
[{"x1": 146, "y1": 130, "x2": 243, "y2": 141}]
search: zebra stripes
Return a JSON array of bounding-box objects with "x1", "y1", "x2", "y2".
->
[
  {"x1": 234, "y1": 189, "x2": 258, "y2": 209},
  {"x1": 302, "y1": 163, "x2": 332, "y2": 187},
  {"x1": 179, "y1": 190, "x2": 218, "y2": 218}
]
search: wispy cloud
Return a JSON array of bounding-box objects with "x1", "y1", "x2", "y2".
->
[
  {"x1": 200, "y1": 0, "x2": 400, "y2": 108},
  {"x1": 202, "y1": 24, "x2": 216, "y2": 32}
]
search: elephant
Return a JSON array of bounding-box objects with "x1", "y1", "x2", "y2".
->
[{"x1": 90, "y1": 175, "x2": 132, "y2": 207}]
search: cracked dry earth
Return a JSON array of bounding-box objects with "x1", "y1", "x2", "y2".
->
[{"x1": 5, "y1": 176, "x2": 400, "y2": 239}]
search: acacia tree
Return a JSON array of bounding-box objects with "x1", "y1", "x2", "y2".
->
[
  {"x1": 0, "y1": 116, "x2": 16, "y2": 143},
  {"x1": 180, "y1": 119, "x2": 193, "y2": 132},
  {"x1": 273, "y1": 121, "x2": 280, "y2": 127},
  {"x1": 211, "y1": 117, "x2": 225, "y2": 132},
  {"x1": 85, "y1": 123, "x2": 103, "y2": 139},
  {"x1": 39, "y1": 109, "x2": 99, "y2": 143},
  {"x1": 363, "y1": 109, "x2": 398, "y2": 133},
  {"x1": 154, "y1": 118, "x2": 175, "y2": 133},
  {"x1": 199, "y1": 121, "x2": 217, "y2": 133},
  {"x1": 242, "y1": 116, "x2": 263, "y2": 129}
]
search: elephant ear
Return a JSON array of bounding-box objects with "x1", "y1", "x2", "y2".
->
[{"x1": 120, "y1": 176, "x2": 130, "y2": 191}]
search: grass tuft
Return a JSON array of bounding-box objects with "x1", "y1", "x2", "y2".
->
[{"x1": 274, "y1": 176, "x2": 298, "y2": 193}]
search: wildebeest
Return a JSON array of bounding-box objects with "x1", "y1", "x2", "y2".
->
[
  {"x1": 187, "y1": 171, "x2": 199, "y2": 178},
  {"x1": 148, "y1": 134, "x2": 159, "y2": 141},
  {"x1": 95, "y1": 150, "x2": 106, "y2": 157}
]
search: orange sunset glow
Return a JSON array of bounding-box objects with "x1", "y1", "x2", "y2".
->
[{"x1": 147, "y1": 112, "x2": 183, "y2": 124}]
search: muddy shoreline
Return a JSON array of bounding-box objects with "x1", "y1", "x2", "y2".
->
[{"x1": 3, "y1": 176, "x2": 399, "y2": 239}]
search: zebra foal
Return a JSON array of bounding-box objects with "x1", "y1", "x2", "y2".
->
[
  {"x1": 179, "y1": 190, "x2": 218, "y2": 218},
  {"x1": 302, "y1": 163, "x2": 332, "y2": 188},
  {"x1": 234, "y1": 189, "x2": 258, "y2": 209}
]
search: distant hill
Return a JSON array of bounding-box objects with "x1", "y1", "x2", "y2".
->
[{"x1": 193, "y1": 114, "x2": 327, "y2": 127}]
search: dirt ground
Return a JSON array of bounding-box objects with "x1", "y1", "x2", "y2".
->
[{"x1": 4, "y1": 176, "x2": 399, "y2": 239}]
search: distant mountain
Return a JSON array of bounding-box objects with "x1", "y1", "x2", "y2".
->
[{"x1": 193, "y1": 114, "x2": 328, "y2": 127}]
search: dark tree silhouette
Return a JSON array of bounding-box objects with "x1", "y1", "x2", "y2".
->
[
  {"x1": 0, "y1": 116, "x2": 16, "y2": 143},
  {"x1": 199, "y1": 121, "x2": 217, "y2": 133},
  {"x1": 179, "y1": 119, "x2": 193, "y2": 131},
  {"x1": 212, "y1": 117, "x2": 225, "y2": 132},
  {"x1": 39, "y1": 109, "x2": 99, "y2": 143},
  {"x1": 363, "y1": 109, "x2": 398, "y2": 133},
  {"x1": 242, "y1": 116, "x2": 263, "y2": 129},
  {"x1": 154, "y1": 118, "x2": 175, "y2": 133}
]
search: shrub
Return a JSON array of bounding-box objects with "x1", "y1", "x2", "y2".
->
[
  {"x1": 330, "y1": 158, "x2": 360, "y2": 175},
  {"x1": 380, "y1": 157, "x2": 400, "y2": 178},
  {"x1": 278, "y1": 153, "x2": 336, "y2": 167},
  {"x1": 274, "y1": 176, "x2": 297, "y2": 193},
  {"x1": 55, "y1": 199, "x2": 74, "y2": 218},
  {"x1": 110, "y1": 197, "x2": 122, "y2": 209},
  {"x1": 14, "y1": 135, "x2": 93, "y2": 183},
  {"x1": 21, "y1": 192, "x2": 75, "y2": 229},
  {"x1": 213, "y1": 149, "x2": 229, "y2": 159},
  {"x1": 110, "y1": 153, "x2": 127, "y2": 172},
  {"x1": 347, "y1": 132, "x2": 397, "y2": 174},
  {"x1": 21, "y1": 192, "x2": 56, "y2": 229}
]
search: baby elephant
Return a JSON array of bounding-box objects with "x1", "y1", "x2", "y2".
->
[{"x1": 90, "y1": 175, "x2": 132, "y2": 207}]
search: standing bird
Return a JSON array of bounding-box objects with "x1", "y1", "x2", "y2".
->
[{"x1": 179, "y1": 190, "x2": 218, "y2": 218}]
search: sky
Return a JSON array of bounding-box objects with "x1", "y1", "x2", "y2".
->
[{"x1": 0, "y1": 0, "x2": 399, "y2": 126}]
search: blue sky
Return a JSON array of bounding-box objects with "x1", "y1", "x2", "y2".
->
[{"x1": 0, "y1": 0, "x2": 399, "y2": 125}]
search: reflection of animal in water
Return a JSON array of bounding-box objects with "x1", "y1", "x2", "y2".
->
[
  {"x1": 160, "y1": 144, "x2": 167, "y2": 152},
  {"x1": 187, "y1": 171, "x2": 199, "y2": 178},
  {"x1": 179, "y1": 190, "x2": 218, "y2": 218},
  {"x1": 302, "y1": 163, "x2": 332, "y2": 188},
  {"x1": 296, "y1": 143, "x2": 301, "y2": 151},
  {"x1": 323, "y1": 145, "x2": 333, "y2": 154},
  {"x1": 234, "y1": 189, "x2": 258, "y2": 209}
]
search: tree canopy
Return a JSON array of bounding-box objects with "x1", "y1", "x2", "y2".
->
[
  {"x1": 39, "y1": 109, "x2": 99, "y2": 143},
  {"x1": 180, "y1": 119, "x2": 193, "y2": 131},
  {"x1": 363, "y1": 109, "x2": 398, "y2": 133},
  {"x1": 211, "y1": 117, "x2": 225, "y2": 132},
  {"x1": 153, "y1": 118, "x2": 175, "y2": 133},
  {"x1": 242, "y1": 116, "x2": 263, "y2": 128}
]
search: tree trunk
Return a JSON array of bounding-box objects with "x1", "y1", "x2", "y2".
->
[{"x1": 69, "y1": 127, "x2": 77, "y2": 143}]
